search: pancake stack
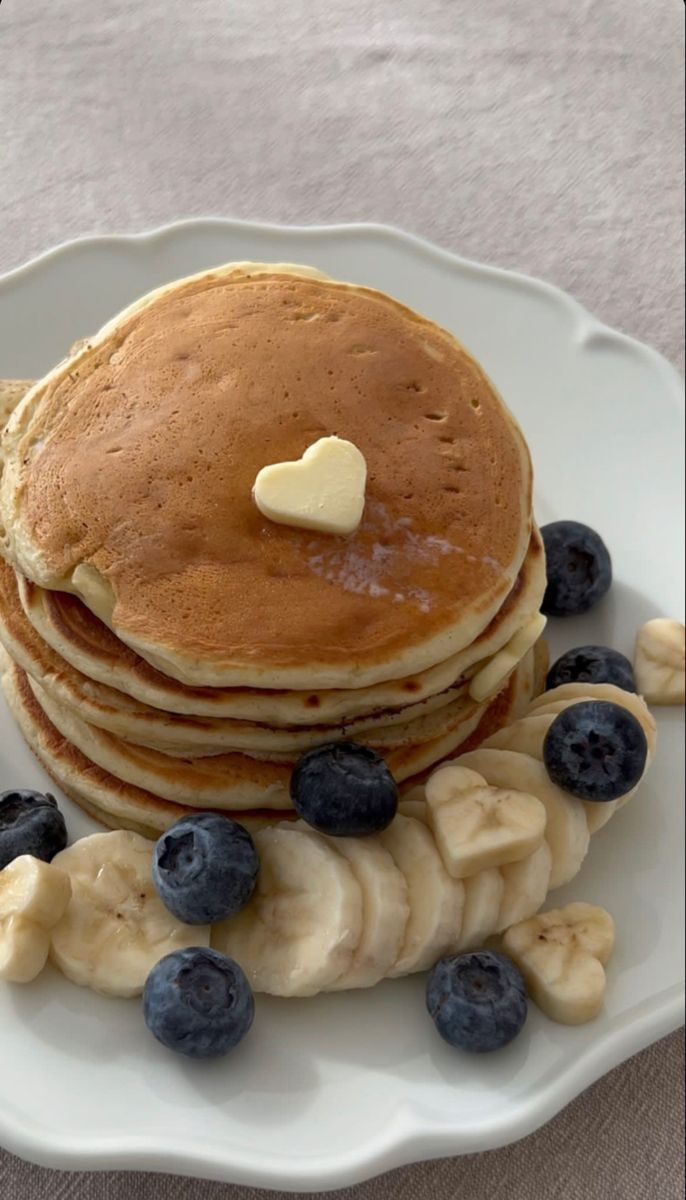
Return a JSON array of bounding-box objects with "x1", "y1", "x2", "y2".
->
[{"x1": 0, "y1": 264, "x2": 547, "y2": 837}]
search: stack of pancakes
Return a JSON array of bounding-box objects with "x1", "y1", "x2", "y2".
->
[{"x1": 0, "y1": 264, "x2": 546, "y2": 838}]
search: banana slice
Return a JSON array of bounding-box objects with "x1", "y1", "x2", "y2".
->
[
  {"x1": 527, "y1": 685, "x2": 658, "y2": 755},
  {"x1": 483, "y1": 713, "x2": 553, "y2": 759},
  {"x1": 458, "y1": 868, "x2": 505, "y2": 951},
  {"x1": 496, "y1": 841, "x2": 552, "y2": 930},
  {"x1": 483, "y1": 710, "x2": 621, "y2": 834},
  {"x1": 321, "y1": 832, "x2": 410, "y2": 991},
  {"x1": 502, "y1": 901, "x2": 615, "y2": 1024},
  {"x1": 0, "y1": 854, "x2": 71, "y2": 928},
  {"x1": 50, "y1": 831, "x2": 208, "y2": 997},
  {"x1": 378, "y1": 814, "x2": 464, "y2": 974},
  {"x1": 0, "y1": 855, "x2": 72, "y2": 983},
  {"x1": 523, "y1": 686, "x2": 657, "y2": 833},
  {"x1": 397, "y1": 797, "x2": 428, "y2": 823},
  {"x1": 457, "y1": 749, "x2": 590, "y2": 889},
  {"x1": 0, "y1": 917, "x2": 50, "y2": 984},
  {"x1": 212, "y1": 827, "x2": 363, "y2": 997},
  {"x1": 425, "y1": 763, "x2": 546, "y2": 878},
  {"x1": 634, "y1": 618, "x2": 685, "y2": 705}
]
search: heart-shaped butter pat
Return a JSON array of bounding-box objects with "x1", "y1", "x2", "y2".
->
[
  {"x1": 253, "y1": 436, "x2": 367, "y2": 535},
  {"x1": 502, "y1": 901, "x2": 615, "y2": 1024},
  {"x1": 425, "y1": 763, "x2": 546, "y2": 879}
]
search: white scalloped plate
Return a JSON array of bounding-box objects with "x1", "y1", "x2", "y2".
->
[{"x1": 0, "y1": 220, "x2": 683, "y2": 1191}]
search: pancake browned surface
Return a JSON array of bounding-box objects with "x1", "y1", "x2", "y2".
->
[{"x1": 1, "y1": 264, "x2": 532, "y2": 688}]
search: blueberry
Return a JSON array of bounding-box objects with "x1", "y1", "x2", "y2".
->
[
  {"x1": 290, "y1": 742, "x2": 398, "y2": 836},
  {"x1": 541, "y1": 521, "x2": 612, "y2": 616},
  {"x1": 0, "y1": 789, "x2": 67, "y2": 871},
  {"x1": 546, "y1": 645, "x2": 636, "y2": 693},
  {"x1": 543, "y1": 700, "x2": 647, "y2": 802},
  {"x1": 152, "y1": 813, "x2": 259, "y2": 925},
  {"x1": 426, "y1": 951, "x2": 527, "y2": 1053},
  {"x1": 143, "y1": 947, "x2": 254, "y2": 1059}
]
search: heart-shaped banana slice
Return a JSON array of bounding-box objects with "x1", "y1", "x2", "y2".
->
[
  {"x1": 0, "y1": 855, "x2": 72, "y2": 983},
  {"x1": 502, "y1": 901, "x2": 615, "y2": 1024},
  {"x1": 425, "y1": 763, "x2": 546, "y2": 879},
  {"x1": 253, "y1": 436, "x2": 367, "y2": 535},
  {"x1": 634, "y1": 618, "x2": 685, "y2": 705}
]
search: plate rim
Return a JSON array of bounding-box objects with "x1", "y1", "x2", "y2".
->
[
  {"x1": 0, "y1": 984, "x2": 682, "y2": 1191},
  {"x1": 0, "y1": 217, "x2": 683, "y2": 1190}
]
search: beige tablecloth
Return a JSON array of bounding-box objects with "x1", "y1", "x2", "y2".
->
[{"x1": 1, "y1": 0, "x2": 684, "y2": 1196}]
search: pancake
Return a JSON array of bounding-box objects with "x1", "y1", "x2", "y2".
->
[
  {"x1": 1, "y1": 556, "x2": 486, "y2": 753},
  {"x1": 0, "y1": 655, "x2": 296, "y2": 838},
  {"x1": 34, "y1": 668, "x2": 487, "y2": 759},
  {"x1": 6, "y1": 563, "x2": 541, "y2": 762},
  {"x1": 2, "y1": 379, "x2": 544, "y2": 724},
  {"x1": 0, "y1": 558, "x2": 548, "y2": 760},
  {"x1": 0, "y1": 576, "x2": 469, "y2": 757},
  {"x1": 1, "y1": 651, "x2": 537, "y2": 837},
  {"x1": 15, "y1": 528, "x2": 545, "y2": 723},
  {"x1": 1, "y1": 263, "x2": 533, "y2": 689},
  {"x1": 25, "y1": 670, "x2": 493, "y2": 804},
  {"x1": 3, "y1": 565, "x2": 491, "y2": 760}
]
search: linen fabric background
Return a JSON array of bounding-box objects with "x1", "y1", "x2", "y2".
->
[{"x1": 1, "y1": 1, "x2": 684, "y2": 1197}]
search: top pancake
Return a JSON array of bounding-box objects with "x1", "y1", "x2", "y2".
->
[{"x1": 0, "y1": 264, "x2": 533, "y2": 689}]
